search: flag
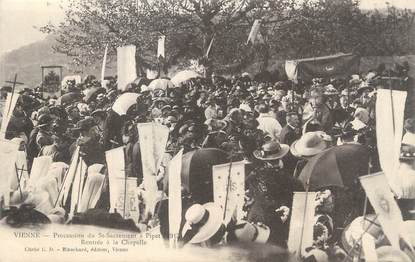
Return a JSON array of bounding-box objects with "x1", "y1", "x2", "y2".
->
[
  {"x1": 359, "y1": 172, "x2": 408, "y2": 249},
  {"x1": 205, "y1": 36, "x2": 214, "y2": 58},
  {"x1": 0, "y1": 92, "x2": 20, "y2": 139},
  {"x1": 246, "y1": 19, "x2": 261, "y2": 45},
  {"x1": 168, "y1": 149, "x2": 183, "y2": 248},
  {"x1": 212, "y1": 161, "x2": 246, "y2": 225},
  {"x1": 117, "y1": 45, "x2": 137, "y2": 91},
  {"x1": 376, "y1": 89, "x2": 407, "y2": 193},
  {"x1": 101, "y1": 44, "x2": 108, "y2": 85},
  {"x1": 157, "y1": 35, "x2": 165, "y2": 58},
  {"x1": 79, "y1": 173, "x2": 105, "y2": 213},
  {"x1": 0, "y1": 140, "x2": 19, "y2": 207},
  {"x1": 287, "y1": 192, "x2": 317, "y2": 257},
  {"x1": 137, "y1": 122, "x2": 169, "y2": 217},
  {"x1": 69, "y1": 157, "x2": 86, "y2": 218}
]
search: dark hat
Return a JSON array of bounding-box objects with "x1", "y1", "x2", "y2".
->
[
  {"x1": 73, "y1": 117, "x2": 96, "y2": 132},
  {"x1": 400, "y1": 144, "x2": 415, "y2": 161},
  {"x1": 36, "y1": 114, "x2": 53, "y2": 128},
  {"x1": 91, "y1": 109, "x2": 107, "y2": 118}
]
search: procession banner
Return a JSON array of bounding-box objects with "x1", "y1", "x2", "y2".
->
[
  {"x1": 285, "y1": 53, "x2": 360, "y2": 82},
  {"x1": 29, "y1": 156, "x2": 53, "y2": 187},
  {"x1": 0, "y1": 92, "x2": 20, "y2": 139},
  {"x1": 101, "y1": 44, "x2": 109, "y2": 84},
  {"x1": 61, "y1": 147, "x2": 80, "y2": 204},
  {"x1": 69, "y1": 157, "x2": 87, "y2": 218},
  {"x1": 359, "y1": 172, "x2": 408, "y2": 249},
  {"x1": 108, "y1": 177, "x2": 139, "y2": 222},
  {"x1": 157, "y1": 35, "x2": 165, "y2": 58},
  {"x1": 105, "y1": 146, "x2": 125, "y2": 211},
  {"x1": 9, "y1": 150, "x2": 30, "y2": 191},
  {"x1": 287, "y1": 192, "x2": 317, "y2": 257},
  {"x1": 246, "y1": 19, "x2": 261, "y2": 45},
  {"x1": 375, "y1": 89, "x2": 407, "y2": 192},
  {"x1": 41, "y1": 66, "x2": 63, "y2": 99},
  {"x1": 168, "y1": 149, "x2": 183, "y2": 247},
  {"x1": 137, "y1": 122, "x2": 169, "y2": 217},
  {"x1": 117, "y1": 45, "x2": 137, "y2": 91},
  {"x1": 212, "y1": 161, "x2": 246, "y2": 225},
  {"x1": 79, "y1": 173, "x2": 105, "y2": 213},
  {"x1": 0, "y1": 140, "x2": 20, "y2": 207}
]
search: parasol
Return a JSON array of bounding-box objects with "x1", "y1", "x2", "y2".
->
[
  {"x1": 148, "y1": 79, "x2": 174, "y2": 91},
  {"x1": 181, "y1": 148, "x2": 229, "y2": 204},
  {"x1": 111, "y1": 92, "x2": 139, "y2": 115},
  {"x1": 298, "y1": 144, "x2": 370, "y2": 190},
  {"x1": 171, "y1": 70, "x2": 201, "y2": 86}
]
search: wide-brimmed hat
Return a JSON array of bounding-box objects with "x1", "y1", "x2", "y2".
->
[
  {"x1": 227, "y1": 220, "x2": 270, "y2": 243},
  {"x1": 290, "y1": 132, "x2": 328, "y2": 157},
  {"x1": 91, "y1": 109, "x2": 107, "y2": 118},
  {"x1": 253, "y1": 141, "x2": 290, "y2": 161},
  {"x1": 36, "y1": 114, "x2": 53, "y2": 128},
  {"x1": 72, "y1": 117, "x2": 96, "y2": 132},
  {"x1": 181, "y1": 203, "x2": 223, "y2": 244}
]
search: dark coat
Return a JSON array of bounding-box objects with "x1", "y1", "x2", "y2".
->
[
  {"x1": 103, "y1": 110, "x2": 125, "y2": 150},
  {"x1": 279, "y1": 125, "x2": 301, "y2": 146}
]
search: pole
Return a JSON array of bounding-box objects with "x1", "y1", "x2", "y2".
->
[
  {"x1": 298, "y1": 181, "x2": 310, "y2": 257},
  {"x1": 222, "y1": 156, "x2": 234, "y2": 220},
  {"x1": 6, "y1": 74, "x2": 18, "y2": 118},
  {"x1": 76, "y1": 157, "x2": 83, "y2": 213},
  {"x1": 14, "y1": 163, "x2": 23, "y2": 201},
  {"x1": 389, "y1": 72, "x2": 396, "y2": 135}
]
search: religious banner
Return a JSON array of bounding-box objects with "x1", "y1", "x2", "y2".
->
[
  {"x1": 246, "y1": 19, "x2": 261, "y2": 45},
  {"x1": 359, "y1": 172, "x2": 408, "y2": 249},
  {"x1": 117, "y1": 45, "x2": 137, "y2": 91},
  {"x1": 168, "y1": 149, "x2": 183, "y2": 248},
  {"x1": 157, "y1": 35, "x2": 165, "y2": 58},
  {"x1": 375, "y1": 88, "x2": 407, "y2": 192},
  {"x1": 0, "y1": 92, "x2": 20, "y2": 140},
  {"x1": 287, "y1": 192, "x2": 317, "y2": 257},
  {"x1": 109, "y1": 177, "x2": 139, "y2": 222},
  {"x1": 137, "y1": 122, "x2": 169, "y2": 217},
  {"x1": 105, "y1": 146, "x2": 125, "y2": 211},
  {"x1": 8, "y1": 149, "x2": 29, "y2": 192},
  {"x1": 69, "y1": 157, "x2": 87, "y2": 218},
  {"x1": 41, "y1": 66, "x2": 63, "y2": 99},
  {"x1": 212, "y1": 161, "x2": 246, "y2": 225},
  {"x1": 29, "y1": 156, "x2": 53, "y2": 188},
  {"x1": 285, "y1": 53, "x2": 360, "y2": 83},
  {"x1": 78, "y1": 173, "x2": 105, "y2": 213},
  {"x1": 0, "y1": 140, "x2": 20, "y2": 207},
  {"x1": 60, "y1": 147, "x2": 80, "y2": 205}
]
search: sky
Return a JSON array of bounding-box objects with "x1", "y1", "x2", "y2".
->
[{"x1": 1, "y1": 0, "x2": 415, "y2": 57}]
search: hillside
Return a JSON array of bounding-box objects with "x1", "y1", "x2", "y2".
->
[{"x1": 0, "y1": 35, "x2": 116, "y2": 88}]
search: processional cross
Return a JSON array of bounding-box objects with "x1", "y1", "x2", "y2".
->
[{"x1": 4, "y1": 74, "x2": 24, "y2": 117}]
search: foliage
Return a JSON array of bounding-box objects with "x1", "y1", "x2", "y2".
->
[{"x1": 40, "y1": 0, "x2": 415, "y2": 73}]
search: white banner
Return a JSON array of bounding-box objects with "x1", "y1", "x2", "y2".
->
[
  {"x1": 61, "y1": 147, "x2": 80, "y2": 205},
  {"x1": 168, "y1": 149, "x2": 183, "y2": 247},
  {"x1": 285, "y1": 60, "x2": 298, "y2": 82},
  {"x1": 359, "y1": 172, "x2": 408, "y2": 249},
  {"x1": 246, "y1": 19, "x2": 261, "y2": 45},
  {"x1": 101, "y1": 44, "x2": 108, "y2": 84},
  {"x1": 109, "y1": 177, "x2": 139, "y2": 222},
  {"x1": 212, "y1": 161, "x2": 246, "y2": 225},
  {"x1": 376, "y1": 89, "x2": 407, "y2": 192},
  {"x1": 29, "y1": 156, "x2": 53, "y2": 187},
  {"x1": 69, "y1": 157, "x2": 86, "y2": 218},
  {"x1": 157, "y1": 35, "x2": 165, "y2": 58},
  {"x1": 287, "y1": 192, "x2": 317, "y2": 257},
  {"x1": 117, "y1": 45, "x2": 137, "y2": 91},
  {"x1": 105, "y1": 146, "x2": 126, "y2": 212},
  {"x1": 9, "y1": 150, "x2": 29, "y2": 192},
  {"x1": 0, "y1": 93, "x2": 20, "y2": 139},
  {"x1": 79, "y1": 173, "x2": 105, "y2": 213},
  {"x1": 0, "y1": 140, "x2": 20, "y2": 207},
  {"x1": 137, "y1": 123, "x2": 169, "y2": 217}
]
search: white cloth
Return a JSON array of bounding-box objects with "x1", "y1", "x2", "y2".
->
[
  {"x1": 257, "y1": 113, "x2": 282, "y2": 141},
  {"x1": 402, "y1": 132, "x2": 415, "y2": 146}
]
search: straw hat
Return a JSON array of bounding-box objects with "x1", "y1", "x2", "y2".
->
[
  {"x1": 227, "y1": 220, "x2": 270, "y2": 243},
  {"x1": 253, "y1": 141, "x2": 290, "y2": 161},
  {"x1": 182, "y1": 203, "x2": 223, "y2": 244},
  {"x1": 290, "y1": 132, "x2": 328, "y2": 157}
]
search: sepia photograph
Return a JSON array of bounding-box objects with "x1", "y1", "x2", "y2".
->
[{"x1": 0, "y1": 0, "x2": 415, "y2": 261}]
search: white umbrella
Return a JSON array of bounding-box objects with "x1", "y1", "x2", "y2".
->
[
  {"x1": 148, "y1": 79, "x2": 174, "y2": 91},
  {"x1": 112, "y1": 92, "x2": 139, "y2": 115},
  {"x1": 171, "y1": 70, "x2": 201, "y2": 86}
]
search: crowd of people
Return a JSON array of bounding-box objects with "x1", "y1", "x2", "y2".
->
[{"x1": 1, "y1": 62, "x2": 415, "y2": 261}]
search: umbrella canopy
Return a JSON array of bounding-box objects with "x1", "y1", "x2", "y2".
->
[
  {"x1": 111, "y1": 92, "x2": 139, "y2": 115},
  {"x1": 83, "y1": 87, "x2": 106, "y2": 103},
  {"x1": 181, "y1": 148, "x2": 229, "y2": 204},
  {"x1": 56, "y1": 92, "x2": 83, "y2": 106},
  {"x1": 148, "y1": 79, "x2": 174, "y2": 91},
  {"x1": 298, "y1": 144, "x2": 370, "y2": 190},
  {"x1": 171, "y1": 70, "x2": 201, "y2": 86}
]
